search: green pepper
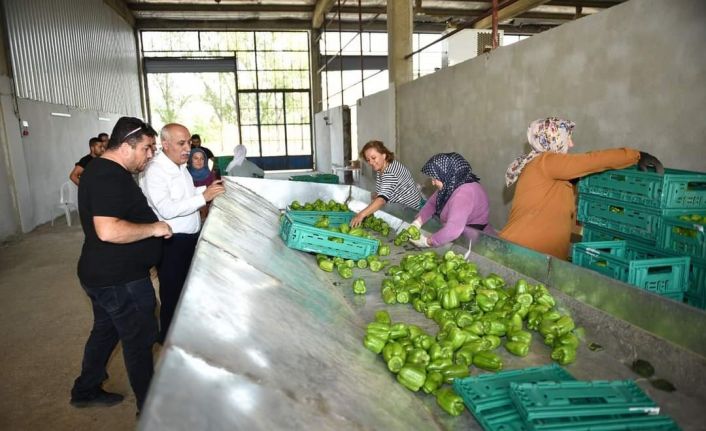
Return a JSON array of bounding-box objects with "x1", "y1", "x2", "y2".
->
[
  {"x1": 389, "y1": 323, "x2": 409, "y2": 340},
  {"x1": 551, "y1": 345, "x2": 577, "y2": 365},
  {"x1": 555, "y1": 332, "x2": 580, "y2": 349},
  {"x1": 542, "y1": 310, "x2": 562, "y2": 322},
  {"x1": 445, "y1": 326, "x2": 468, "y2": 350},
  {"x1": 473, "y1": 351, "x2": 503, "y2": 371},
  {"x1": 422, "y1": 371, "x2": 444, "y2": 394},
  {"x1": 441, "y1": 363, "x2": 470, "y2": 383},
  {"x1": 396, "y1": 365, "x2": 426, "y2": 392},
  {"x1": 407, "y1": 325, "x2": 423, "y2": 340},
  {"x1": 420, "y1": 287, "x2": 437, "y2": 303},
  {"x1": 412, "y1": 298, "x2": 425, "y2": 313},
  {"x1": 413, "y1": 334, "x2": 433, "y2": 351},
  {"x1": 427, "y1": 358, "x2": 453, "y2": 371},
  {"x1": 465, "y1": 339, "x2": 492, "y2": 354},
  {"x1": 432, "y1": 309, "x2": 454, "y2": 325},
  {"x1": 429, "y1": 343, "x2": 454, "y2": 361},
  {"x1": 482, "y1": 320, "x2": 507, "y2": 337},
  {"x1": 407, "y1": 348, "x2": 431, "y2": 367},
  {"x1": 345, "y1": 259, "x2": 355, "y2": 268},
  {"x1": 435, "y1": 387, "x2": 465, "y2": 416},
  {"x1": 396, "y1": 290, "x2": 410, "y2": 304},
  {"x1": 318, "y1": 259, "x2": 334, "y2": 272},
  {"x1": 507, "y1": 330, "x2": 532, "y2": 345},
  {"x1": 466, "y1": 321, "x2": 485, "y2": 336},
  {"x1": 476, "y1": 289, "x2": 499, "y2": 312},
  {"x1": 455, "y1": 311, "x2": 475, "y2": 328},
  {"x1": 383, "y1": 342, "x2": 407, "y2": 373},
  {"x1": 337, "y1": 265, "x2": 353, "y2": 279},
  {"x1": 374, "y1": 310, "x2": 391, "y2": 325},
  {"x1": 349, "y1": 227, "x2": 365, "y2": 237},
  {"x1": 483, "y1": 335, "x2": 501, "y2": 350},
  {"x1": 454, "y1": 284, "x2": 474, "y2": 302},
  {"x1": 369, "y1": 260, "x2": 384, "y2": 272},
  {"x1": 314, "y1": 216, "x2": 329, "y2": 228},
  {"x1": 505, "y1": 341, "x2": 529, "y2": 357},
  {"x1": 378, "y1": 245, "x2": 390, "y2": 256},
  {"x1": 513, "y1": 279, "x2": 529, "y2": 295},
  {"x1": 363, "y1": 335, "x2": 386, "y2": 354},
  {"x1": 366, "y1": 322, "x2": 390, "y2": 341},
  {"x1": 441, "y1": 288, "x2": 460, "y2": 310},
  {"x1": 382, "y1": 287, "x2": 397, "y2": 304},
  {"x1": 290, "y1": 200, "x2": 301, "y2": 209},
  {"x1": 352, "y1": 278, "x2": 366, "y2": 294},
  {"x1": 454, "y1": 345, "x2": 474, "y2": 366},
  {"x1": 338, "y1": 223, "x2": 350, "y2": 234},
  {"x1": 554, "y1": 316, "x2": 576, "y2": 337},
  {"x1": 424, "y1": 301, "x2": 442, "y2": 319},
  {"x1": 407, "y1": 225, "x2": 421, "y2": 240},
  {"x1": 505, "y1": 313, "x2": 524, "y2": 334}
]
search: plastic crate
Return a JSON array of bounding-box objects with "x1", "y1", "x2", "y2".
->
[
  {"x1": 577, "y1": 194, "x2": 702, "y2": 245},
  {"x1": 452, "y1": 364, "x2": 574, "y2": 431},
  {"x1": 685, "y1": 257, "x2": 706, "y2": 309},
  {"x1": 578, "y1": 166, "x2": 706, "y2": 209},
  {"x1": 572, "y1": 241, "x2": 691, "y2": 295},
  {"x1": 286, "y1": 209, "x2": 355, "y2": 226},
  {"x1": 279, "y1": 212, "x2": 378, "y2": 260},
  {"x1": 657, "y1": 216, "x2": 706, "y2": 259},
  {"x1": 509, "y1": 380, "x2": 659, "y2": 424},
  {"x1": 289, "y1": 173, "x2": 340, "y2": 184},
  {"x1": 214, "y1": 155, "x2": 233, "y2": 173}
]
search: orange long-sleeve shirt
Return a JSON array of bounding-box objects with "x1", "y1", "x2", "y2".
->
[{"x1": 499, "y1": 148, "x2": 640, "y2": 259}]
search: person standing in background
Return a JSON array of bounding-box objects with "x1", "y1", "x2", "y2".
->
[
  {"x1": 69, "y1": 137, "x2": 105, "y2": 186},
  {"x1": 189, "y1": 134, "x2": 214, "y2": 161},
  {"x1": 71, "y1": 117, "x2": 171, "y2": 413},
  {"x1": 141, "y1": 124, "x2": 225, "y2": 343}
]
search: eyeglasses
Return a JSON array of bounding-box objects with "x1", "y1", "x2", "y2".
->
[{"x1": 122, "y1": 126, "x2": 143, "y2": 141}]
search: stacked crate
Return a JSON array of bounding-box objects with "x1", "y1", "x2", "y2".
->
[{"x1": 576, "y1": 166, "x2": 706, "y2": 308}]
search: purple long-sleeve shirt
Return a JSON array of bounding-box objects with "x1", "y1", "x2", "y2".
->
[{"x1": 417, "y1": 182, "x2": 495, "y2": 247}]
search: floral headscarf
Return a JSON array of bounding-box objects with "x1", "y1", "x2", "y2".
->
[
  {"x1": 421, "y1": 152, "x2": 480, "y2": 216},
  {"x1": 187, "y1": 148, "x2": 211, "y2": 182},
  {"x1": 505, "y1": 117, "x2": 575, "y2": 186}
]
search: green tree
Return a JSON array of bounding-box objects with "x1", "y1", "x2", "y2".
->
[{"x1": 152, "y1": 74, "x2": 190, "y2": 124}]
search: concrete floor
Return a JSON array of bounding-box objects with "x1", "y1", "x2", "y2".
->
[{"x1": 0, "y1": 216, "x2": 143, "y2": 430}]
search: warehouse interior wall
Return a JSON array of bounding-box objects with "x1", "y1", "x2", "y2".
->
[
  {"x1": 359, "y1": 0, "x2": 706, "y2": 229},
  {"x1": 356, "y1": 87, "x2": 396, "y2": 182},
  {"x1": 0, "y1": 0, "x2": 142, "y2": 240}
]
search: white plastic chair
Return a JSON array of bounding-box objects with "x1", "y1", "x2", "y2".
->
[{"x1": 52, "y1": 181, "x2": 78, "y2": 227}]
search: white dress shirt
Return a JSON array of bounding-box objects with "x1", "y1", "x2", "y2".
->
[{"x1": 140, "y1": 151, "x2": 206, "y2": 234}]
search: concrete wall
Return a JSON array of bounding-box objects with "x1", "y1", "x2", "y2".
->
[
  {"x1": 391, "y1": 0, "x2": 706, "y2": 229},
  {"x1": 356, "y1": 87, "x2": 396, "y2": 184},
  {"x1": 314, "y1": 105, "x2": 350, "y2": 173}
]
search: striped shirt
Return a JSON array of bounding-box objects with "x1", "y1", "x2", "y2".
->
[{"x1": 376, "y1": 160, "x2": 423, "y2": 209}]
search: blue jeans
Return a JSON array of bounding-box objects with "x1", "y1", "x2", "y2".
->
[{"x1": 71, "y1": 277, "x2": 158, "y2": 410}]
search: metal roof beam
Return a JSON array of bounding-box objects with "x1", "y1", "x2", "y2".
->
[
  {"x1": 473, "y1": 0, "x2": 551, "y2": 29},
  {"x1": 313, "y1": 0, "x2": 336, "y2": 29},
  {"x1": 128, "y1": 3, "x2": 311, "y2": 13}
]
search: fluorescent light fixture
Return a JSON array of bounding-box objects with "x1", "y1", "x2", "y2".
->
[
  {"x1": 98, "y1": 117, "x2": 111, "y2": 121},
  {"x1": 50, "y1": 112, "x2": 71, "y2": 118}
]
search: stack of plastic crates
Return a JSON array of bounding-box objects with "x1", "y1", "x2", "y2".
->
[
  {"x1": 279, "y1": 209, "x2": 378, "y2": 260},
  {"x1": 289, "y1": 173, "x2": 340, "y2": 184},
  {"x1": 452, "y1": 365, "x2": 681, "y2": 431},
  {"x1": 577, "y1": 166, "x2": 706, "y2": 308}
]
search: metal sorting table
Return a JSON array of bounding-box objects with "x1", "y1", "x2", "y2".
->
[{"x1": 139, "y1": 178, "x2": 706, "y2": 430}]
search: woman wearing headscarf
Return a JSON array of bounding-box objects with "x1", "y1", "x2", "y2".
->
[
  {"x1": 499, "y1": 117, "x2": 663, "y2": 259},
  {"x1": 409, "y1": 153, "x2": 494, "y2": 248},
  {"x1": 187, "y1": 147, "x2": 216, "y2": 187},
  {"x1": 350, "y1": 140, "x2": 423, "y2": 227},
  {"x1": 226, "y1": 144, "x2": 265, "y2": 178}
]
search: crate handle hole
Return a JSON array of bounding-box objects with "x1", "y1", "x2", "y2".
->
[{"x1": 686, "y1": 181, "x2": 706, "y2": 191}]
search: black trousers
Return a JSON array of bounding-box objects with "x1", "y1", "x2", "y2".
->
[{"x1": 157, "y1": 233, "x2": 198, "y2": 343}]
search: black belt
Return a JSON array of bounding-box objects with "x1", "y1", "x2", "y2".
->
[{"x1": 466, "y1": 223, "x2": 487, "y2": 230}]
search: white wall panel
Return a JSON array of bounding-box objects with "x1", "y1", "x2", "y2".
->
[{"x1": 4, "y1": 0, "x2": 141, "y2": 116}]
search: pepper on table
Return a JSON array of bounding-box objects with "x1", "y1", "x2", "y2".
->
[
  {"x1": 396, "y1": 365, "x2": 427, "y2": 392},
  {"x1": 435, "y1": 387, "x2": 465, "y2": 416}
]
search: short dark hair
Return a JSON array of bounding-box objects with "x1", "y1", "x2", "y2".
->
[
  {"x1": 359, "y1": 140, "x2": 394, "y2": 162},
  {"x1": 108, "y1": 117, "x2": 157, "y2": 150},
  {"x1": 98, "y1": 132, "x2": 109, "y2": 140},
  {"x1": 89, "y1": 137, "x2": 101, "y2": 148},
  {"x1": 191, "y1": 134, "x2": 201, "y2": 140}
]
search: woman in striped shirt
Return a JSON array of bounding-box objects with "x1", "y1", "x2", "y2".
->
[{"x1": 350, "y1": 140, "x2": 423, "y2": 227}]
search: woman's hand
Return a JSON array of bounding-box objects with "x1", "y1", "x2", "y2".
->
[{"x1": 350, "y1": 212, "x2": 366, "y2": 228}]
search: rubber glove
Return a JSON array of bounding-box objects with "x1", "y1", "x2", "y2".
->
[
  {"x1": 638, "y1": 152, "x2": 664, "y2": 174},
  {"x1": 410, "y1": 234, "x2": 431, "y2": 248}
]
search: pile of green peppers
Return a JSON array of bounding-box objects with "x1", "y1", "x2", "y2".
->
[
  {"x1": 363, "y1": 310, "x2": 467, "y2": 416},
  {"x1": 379, "y1": 250, "x2": 579, "y2": 366},
  {"x1": 362, "y1": 215, "x2": 391, "y2": 237},
  {"x1": 290, "y1": 199, "x2": 349, "y2": 212}
]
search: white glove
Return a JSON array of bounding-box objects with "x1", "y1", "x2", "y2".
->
[
  {"x1": 411, "y1": 218, "x2": 423, "y2": 228},
  {"x1": 397, "y1": 218, "x2": 423, "y2": 234},
  {"x1": 410, "y1": 234, "x2": 431, "y2": 248}
]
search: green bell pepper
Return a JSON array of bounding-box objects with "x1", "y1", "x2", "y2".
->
[
  {"x1": 366, "y1": 322, "x2": 390, "y2": 341},
  {"x1": 427, "y1": 358, "x2": 453, "y2": 371},
  {"x1": 473, "y1": 350, "x2": 503, "y2": 371},
  {"x1": 466, "y1": 321, "x2": 485, "y2": 336},
  {"x1": 396, "y1": 290, "x2": 410, "y2": 304},
  {"x1": 389, "y1": 323, "x2": 409, "y2": 340},
  {"x1": 507, "y1": 330, "x2": 532, "y2": 345},
  {"x1": 446, "y1": 326, "x2": 468, "y2": 350},
  {"x1": 407, "y1": 225, "x2": 421, "y2": 240},
  {"x1": 555, "y1": 332, "x2": 580, "y2": 349},
  {"x1": 435, "y1": 387, "x2": 465, "y2": 416},
  {"x1": 483, "y1": 335, "x2": 502, "y2": 350},
  {"x1": 422, "y1": 371, "x2": 444, "y2": 394},
  {"x1": 413, "y1": 334, "x2": 434, "y2": 351},
  {"x1": 337, "y1": 265, "x2": 353, "y2": 279},
  {"x1": 424, "y1": 301, "x2": 442, "y2": 319},
  {"x1": 441, "y1": 288, "x2": 460, "y2": 310},
  {"x1": 407, "y1": 348, "x2": 431, "y2": 367},
  {"x1": 382, "y1": 287, "x2": 397, "y2": 304},
  {"x1": 383, "y1": 342, "x2": 407, "y2": 373},
  {"x1": 363, "y1": 335, "x2": 386, "y2": 354},
  {"x1": 441, "y1": 363, "x2": 470, "y2": 383},
  {"x1": 378, "y1": 245, "x2": 391, "y2": 256},
  {"x1": 505, "y1": 341, "x2": 529, "y2": 357},
  {"x1": 455, "y1": 311, "x2": 475, "y2": 328},
  {"x1": 374, "y1": 310, "x2": 391, "y2": 325},
  {"x1": 465, "y1": 338, "x2": 492, "y2": 354},
  {"x1": 396, "y1": 365, "x2": 426, "y2": 392},
  {"x1": 352, "y1": 278, "x2": 366, "y2": 294},
  {"x1": 454, "y1": 345, "x2": 474, "y2": 366},
  {"x1": 482, "y1": 320, "x2": 507, "y2": 337},
  {"x1": 412, "y1": 297, "x2": 425, "y2": 313},
  {"x1": 429, "y1": 343, "x2": 454, "y2": 361},
  {"x1": 551, "y1": 345, "x2": 577, "y2": 365},
  {"x1": 454, "y1": 284, "x2": 474, "y2": 303},
  {"x1": 476, "y1": 289, "x2": 499, "y2": 312},
  {"x1": 318, "y1": 259, "x2": 334, "y2": 272},
  {"x1": 369, "y1": 260, "x2": 384, "y2": 272}
]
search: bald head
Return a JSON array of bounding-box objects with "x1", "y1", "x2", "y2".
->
[{"x1": 160, "y1": 123, "x2": 191, "y2": 166}]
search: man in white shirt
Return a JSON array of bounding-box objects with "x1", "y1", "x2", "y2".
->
[{"x1": 140, "y1": 123, "x2": 225, "y2": 343}]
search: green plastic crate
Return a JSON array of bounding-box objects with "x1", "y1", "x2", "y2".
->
[
  {"x1": 577, "y1": 194, "x2": 703, "y2": 245},
  {"x1": 279, "y1": 212, "x2": 378, "y2": 260},
  {"x1": 452, "y1": 364, "x2": 575, "y2": 431},
  {"x1": 214, "y1": 155, "x2": 233, "y2": 173},
  {"x1": 657, "y1": 216, "x2": 706, "y2": 259},
  {"x1": 578, "y1": 166, "x2": 706, "y2": 209},
  {"x1": 286, "y1": 209, "x2": 355, "y2": 226},
  {"x1": 289, "y1": 173, "x2": 339, "y2": 184},
  {"x1": 509, "y1": 380, "x2": 660, "y2": 424},
  {"x1": 684, "y1": 257, "x2": 706, "y2": 309},
  {"x1": 572, "y1": 241, "x2": 691, "y2": 296}
]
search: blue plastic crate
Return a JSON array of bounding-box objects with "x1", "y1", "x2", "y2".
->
[
  {"x1": 579, "y1": 166, "x2": 706, "y2": 209},
  {"x1": 279, "y1": 212, "x2": 378, "y2": 260},
  {"x1": 572, "y1": 241, "x2": 691, "y2": 296},
  {"x1": 658, "y1": 216, "x2": 706, "y2": 260},
  {"x1": 286, "y1": 209, "x2": 355, "y2": 226},
  {"x1": 452, "y1": 365, "x2": 574, "y2": 431}
]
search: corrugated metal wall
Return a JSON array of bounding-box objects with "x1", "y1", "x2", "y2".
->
[{"x1": 3, "y1": 0, "x2": 142, "y2": 116}]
